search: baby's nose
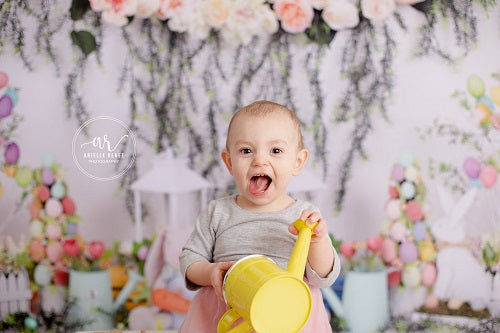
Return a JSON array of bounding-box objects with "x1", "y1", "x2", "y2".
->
[{"x1": 252, "y1": 153, "x2": 269, "y2": 166}]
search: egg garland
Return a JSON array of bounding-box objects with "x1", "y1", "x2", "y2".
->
[
  {"x1": 381, "y1": 153, "x2": 437, "y2": 293},
  {"x1": 462, "y1": 156, "x2": 499, "y2": 189},
  {"x1": 465, "y1": 74, "x2": 500, "y2": 131}
]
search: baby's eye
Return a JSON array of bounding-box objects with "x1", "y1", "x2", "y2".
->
[
  {"x1": 240, "y1": 148, "x2": 252, "y2": 154},
  {"x1": 271, "y1": 148, "x2": 282, "y2": 154}
]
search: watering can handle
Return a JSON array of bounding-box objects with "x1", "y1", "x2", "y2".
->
[
  {"x1": 287, "y1": 219, "x2": 318, "y2": 280},
  {"x1": 217, "y1": 308, "x2": 254, "y2": 333}
]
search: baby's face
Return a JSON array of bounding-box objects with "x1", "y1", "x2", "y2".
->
[{"x1": 222, "y1": 111, "x2": 307, "y2": 211}]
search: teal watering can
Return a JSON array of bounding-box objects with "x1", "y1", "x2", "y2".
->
[
  {"x1": 67, "y1": 269, "x2": 143, "y2": 330},
  {"x1": 322, "y1": 270, "x2": 389, "y2": 333}
]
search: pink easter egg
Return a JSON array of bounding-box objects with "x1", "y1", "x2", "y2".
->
[
  {"x1": 405, "y1": 200, "x2": 423, "y2": 222},
  {"x1": 46, "y1": 224, "x2": 62, "y2": 239},
  {"x1": 37, "y1": 185, "x2": 51, "y2": 202},
  {"x1": 41, "y1": 168, "x2": 55, "y2": 186},
  {"x1": 492, "y1": 113, "x2": 500, "y2": 129},
  {"x1": 463, "y1": 157, "x2": 481, "y2": 179},
  {"x1": 425, "y1": 294, "x2": 439, "y2": 309},
  {"x1": 29, "y1": 239, "x2": 45, "y2": 263},
  {"x1": 385, "y1": 199, "x2": 401, "y2": 220},
  {"x1": 421, "y1": 263, "x2": 437, "y2": 287},
  {"x1": 390, "y1": 222, "x2": 406, "y2": 241},
  {"x1": 399, "y1": 241, "x2": 418, "y2": 263},
  {"x1": 388, "y1": 270, "x2": 401, "y2": 287},
  {"x1": 4, "y1": 142, "x2": 20, "y2": 164},
  {"x1": 29, "y1": 200, "x2": 42, "y2": 219},
  {"x1": 45, "y1": 198, "x2": 63, "y2": 218},
  {"x1": 381, "y1": 238, "x2": 397, "y2": 263},
  {"x1": 61, "y1": 197, "x2": 76, "y2": 215},
  {"x1": 388, "y1": 186, "x2": 399, "y2": 198},
  {"x1": 479, "y1": 165, "x2": 498, "y2": 188},
  {"x1": 391, "y1": 164, "x2": 405, "y2": 182},
  {"x1": 0, "y1": 71, "x2": 8, "y2": 89},
  {"x1": 46, "y1": 242, "x2": 64, "y2": 263}
]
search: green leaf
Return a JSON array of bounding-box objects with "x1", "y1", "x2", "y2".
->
[
  {"x1": 70, "y1": 0, "x2": 91, "y2": 21},
  {"x1": 71, "y1": 30, "x2": 97, "y2": 57}
]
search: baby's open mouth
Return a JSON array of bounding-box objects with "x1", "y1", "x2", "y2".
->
[{"x1": 249, "y1": 174, "x2": 272, "y2": 195}]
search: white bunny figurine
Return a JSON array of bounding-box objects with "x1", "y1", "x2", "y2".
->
[{"x1": 430, "y1": 185, "x2": 491, "y2": 311}]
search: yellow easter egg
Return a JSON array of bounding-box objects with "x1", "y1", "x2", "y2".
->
[
  {"x1": 3, "y1": 163, "x2": 17, "y2": 177},
  {"x1": 491, "y1": 85, "x2": 500, "y2": 106},
  {"x1": 419, "y1": 240, "x2": 437, "y2": 262},
  {"x1": 475, "y1": 103, "x2": 492, "y2": 125}
]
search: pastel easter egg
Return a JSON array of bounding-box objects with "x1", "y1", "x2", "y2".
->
[
  {"x1": 66, "y1": 222, "x2": 78, "y2": 236},
  {"x1": 400, "y1": 181, "x2": 416, "y2": 200},
  {"x1": 405, "y1": 200, "x2": 423, "y2": 222},
  {"x1": 469, "y1": 178, "x2": 483, "y2": 188},
  {"x1": 15, "y1": 166, "x2": 33, "y2": 188},
  {"x1": 30, "y1": 219, "x2": 44, "y2": 238},
  {"x1": 137, "y1": 245, "x2": 149, "y2": 260},
  {"x1": 467, "y1": 74, "x2": 485, "y2": 98},
  {"x1": 448, "y1": 297, "x2": 463, "y2": 310},
  {"x1": 41, "y1": 168, "x2": 55, "y2": 186},
  {"x1": 50, "y1": 181, "x2": 66, "y2": 199},
  {"x1": 34, "y1": 264, "x2": 52, "y2": 286},
  {"x1": 388, "y1": 270, "x2": 401, "y2": 287},
  {"x1": 412, "y1": 222, "x2": 427, "y2": 241},
  {"x1": 385, "y1": 199, "x2": 401, "y2": 220},
  {"x1": 479, "y1": 95, "x2": 495, "y2": 111},
  {"x1": 480, "y1": 165, "x2": 498, "y2": 188},
  {"x1": 3, "y1": 163, "x2": 17, "y2": 177},
  {"x1": 475, "y1": 103, "x2": 492, "y2": 125},
  {"x1": 399, "y1": 241, "x2": 418, "y2": 263},
  {"x1": 24, "y1": 317, "x2": 38, "y2": 330},
  {"x1": 404, "y1": 166, "x2": 419, "y2": 182},
  {"x1": 0, "y1": 71, "x2": 8, "y2": 89},
  {"x1": 421, "y1": 263, "x2": 437, "y2": 287},
  {"x1": 37, "y1": 185, "x2": 51, "y2": 202},
  {"x1": 61, "y1": 197, "x2": 76, "y2": 215},
  {"x1": 402, "y1": 266, "x2": 420, "y2": 288},
  {"x1": 29, "y1": 239, "x2": 45, "y2": 262},
  {"x1": 391, "y1": 164, "x2": 405, "y2": 182},
  {"x1": 491, "y1": 85, "x2": 500, "y2": 105},
  {"x1": 425, "y1": 294, "x2": 439, "y2": 309},
  {"x1": 0, "y1": 95, "x2": 13, "y2": 118},
  {"x1": 46, "y1": 224, "x2": 62, "y2": 239},
  {"x1": 399, "y1": 151, "x2": 414, "y2": 167},
  {"x1": 390, "y1": 222, "x2": 406, "y2": 241},
  {"x1": 381, "y1": 238, "x2": 397, "y2": 263},
  {"x1": 46, "y1": 242, "x2": 64, "y2": 263},
  {"x1": 5, "y1": 89, "x2": 18, "y2": 106},
  {"x1": 419, "y1": 240, "x2": 437, "y2": 262},
  {"x1": 492, "y1": 113, "x2": 500, "y2": 129},
  {"x1": 388, "y1": 186, "x2": 399, "y2": 198},
  {"x1": 4, "y1": 142, "x2": 20, "y2": 164},
  {"x1": 29, "y1": 200, "x2": 42, "y2": 218},
  {"x1": 45, "y1": 198, "x2": 63, "y2": 218},
  {"x1": 463, "y1": 157, "x2": 481, "y2": 179}
]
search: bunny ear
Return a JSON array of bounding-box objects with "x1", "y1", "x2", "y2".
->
[
  {"x1": 144, "y1": 228, "x2": 168, "y2": 287},
  {"x1": 436, "y1": 184, "x2": 454, "y2": 214},
  {"x1": 450, "y1": 187, "x2": 478, "y2": 227}
]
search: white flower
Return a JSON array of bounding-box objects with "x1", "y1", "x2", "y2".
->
[
  {"x1": 311, "y1": 0, "x2": 331, "y2": 10},
  {"x1": 89, "y1": 0, "x2": 110, "y2": 12},
  {"x1": 259, "y1": 5, "x2": 279, "y2": 34},
  {"x1": 136, "y1": 0, "x2": 161, "y2": 18},
  {"x1": 168, "y1": 0, "x2": 210, "y2": 39},
  {"x1": 202, "y1": 0, "x2": 232, "y2": 29},
  {"x1": 157, "y1": 0, "x2": 184, "y2": 20},
  {"x1": 396, "y1": 0, "x2": 425, "y2": 4},
  {"x1": 361, "y1": 0, "x2": 396, "y2": 23},
  {"x1": 223, "y1": 0, "x2": 273, "y2": 45},
  {"x1": 322, "y1": 0, "x2": 359, "y2": 31},
  {"x1": 119, "y1": 240, "x2": 133, "y2": 256}
]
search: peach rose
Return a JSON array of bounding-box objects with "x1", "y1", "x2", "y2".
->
[
  {"x1": 202, "y1": 0, "x2": 232, "y2": 29},
  {"x1": 361, "y1": 0, "x2": 396, "y2": 23},
  {"x1": 157, "y1": 0, "x2": 183, "y2": 20},
  {"x1": 322, "y1": 0, "x2": 359, "y2": 30},
  {"x1": 273, "y1": 0, "x2": 314, "y2": 33}
]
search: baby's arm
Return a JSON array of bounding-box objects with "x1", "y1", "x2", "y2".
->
[
  {"x1": 186, "y1": 261, "x2": 234, "y2": 300},
  {"x1": 288, "y1": 210, "x2": 334, "y2": 278}
]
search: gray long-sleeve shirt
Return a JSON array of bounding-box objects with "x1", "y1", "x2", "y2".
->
[{"x1": 179, "y1": 195, "x2": 340, "y2": 290}]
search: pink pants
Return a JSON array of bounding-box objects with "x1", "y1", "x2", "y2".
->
[{"x1": 178, "y1": 285, "x2": 331, "y2": 332}]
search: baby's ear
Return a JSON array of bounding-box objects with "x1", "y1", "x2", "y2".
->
[
  {"x1": 292, "y1": 148, "x2": 309, "y2": 176},
  {"x1": 221, "y1": 149, "x2": 233, "y2": 174}
]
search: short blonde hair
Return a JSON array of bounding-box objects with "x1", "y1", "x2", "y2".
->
[{"x1": 226, "y1": 100, "x2": 304, "y2": 149}]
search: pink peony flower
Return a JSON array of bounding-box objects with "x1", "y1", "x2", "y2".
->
[
  {"x1": 63, "y1": 239, "x2": 81, "y2": 257},
  {"x1": 340, "y1": 241, "x2": 356, "y2": 258},
  {"x1": 366, "y1": 236, "x2": 384, "y2": 252},
  {"x1": 361, "y1": 0, "x2": 396, "y2": 23},
  {"x1": 87, "y1": 241, "x2": 106, "y2": 259},
  {"x1": 273, "y1": 0, "x2": 314, "y2": 33}
]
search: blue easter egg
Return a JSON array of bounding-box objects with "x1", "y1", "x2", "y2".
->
[
  {"x1": 66, "y1": 222, "x2": 78, "y2": 236},
  {"x1": 479, "y1": 95, "x2": 495, "y2": 112},
  {"x1": 50, "y1": 181, "x2": 66, "y2": 199},
  {"x1": 399, "y1": 151, "x2": 414, "y2": 167},
  {"x1": 5, "y1": 89, "x2": 18, "y2": 106},
  {"x1": 400, "y1": 181, "x2": 416, "y2": 199},
  {"x1": 469, "y1": 178, "x2": 483, "y2": 188},
  {"x1": 413, "y1": 222, "x2": 427, "y2": 241},
  {"x1": 24, "y1": 316, "x2": 38, "y2": 330}
]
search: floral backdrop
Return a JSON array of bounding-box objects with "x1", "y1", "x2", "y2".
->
[{"x1": 0, "y1": 0, "x2": 499, "y2": 238}]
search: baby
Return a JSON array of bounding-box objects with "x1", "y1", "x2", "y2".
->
[{"x1": 179, "y1": 100, "x2": 340, "y2": 332}]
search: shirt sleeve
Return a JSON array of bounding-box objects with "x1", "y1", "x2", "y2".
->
[
  {"x1": 304, "y1": 235, "x2": 341, "y2": 288},
  {"x1": 179, "y1": 201, "x2": 217, "y2": 290}
]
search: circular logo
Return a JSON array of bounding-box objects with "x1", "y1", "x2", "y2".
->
[{"x1": 72, "y1": 116, "x2": 137, "y2": 181}]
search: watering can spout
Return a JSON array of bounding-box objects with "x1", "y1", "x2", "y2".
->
[
  {"x1": 111, "y1": 270, "x2": 144, "y2": 312},
  {"x1": 287, "y1": 219, "x2": 317, "y2": 280},
  {"x1": 321, "y1": 287, "x2": 345, "y2": 319}
]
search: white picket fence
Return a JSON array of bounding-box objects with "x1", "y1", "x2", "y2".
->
[{"x1": 0, "y1": 270, "x2": 32, "y2": 319}]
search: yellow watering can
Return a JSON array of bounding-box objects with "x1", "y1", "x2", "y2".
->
[{"x1": 217, "y1": 219, "x2": 317, "y2": 333}]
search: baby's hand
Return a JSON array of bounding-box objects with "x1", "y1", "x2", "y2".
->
[
  {"x1": 209, "y1": 261, "x2": 234, "y2": 301},
  {"x1": 288, "y1": 210, "x2": 327, "y2": 243}
]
